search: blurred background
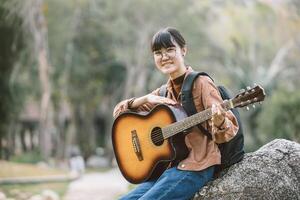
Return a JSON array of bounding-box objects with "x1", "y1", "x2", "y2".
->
[{"x1": 0, "y1": 0, "x2": 299, "y2": 199}]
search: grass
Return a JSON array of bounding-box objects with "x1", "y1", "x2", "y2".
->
[
  {"x1": 10, "y1": 151, "x2": 43, "y2": 164},
  {"x1": 0, "y1": 160, "x2": 67, "y2": 178},
  {"x1": 0, "y1": 160, "x2": 70, "y2": 199},
  {"x1": 0, "y1": 182, "x2": 69, "y2": 200}
]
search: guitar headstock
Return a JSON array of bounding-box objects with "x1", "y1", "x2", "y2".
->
[{"x1": 232, "y1": 85, "x2": 266, "y2": 109}]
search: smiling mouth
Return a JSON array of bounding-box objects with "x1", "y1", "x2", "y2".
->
[{"x1": 162, "y1": 62, "x2": 173, "y2": 66}]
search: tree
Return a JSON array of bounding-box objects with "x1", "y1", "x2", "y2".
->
[
  {"x1": 257, "y1": 90, "x2": 300, "y2": 143},
  {"x1": 5, "y1": 0, "x2": 54, "y2": 160},
  {"x1": 0, "y1": 0, "x2": 24, "y2": 159},
  {"x1": 190, "y1": 1, "x2": 300, "y2": 148}
]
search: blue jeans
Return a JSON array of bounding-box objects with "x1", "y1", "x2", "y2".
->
[{"x1": 119, "y1": 166, "x2": 215, "y2": 200}]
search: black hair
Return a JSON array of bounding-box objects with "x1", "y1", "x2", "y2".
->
[{"x1": 151, "y1": 27, "x2": 186, "y2": 52}]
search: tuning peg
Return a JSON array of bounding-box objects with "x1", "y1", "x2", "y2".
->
[
  {"x1": 252, "y1": 104, "x2": 256, "y2": 108},
  {"x1": 246, "y1": 106, "x2": 250, "y2": 111}
]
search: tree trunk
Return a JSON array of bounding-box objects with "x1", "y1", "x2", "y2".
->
[
  {"x1": 38, "y1": 48, "x2": 52, "y2": 160},
  {"x1": 25, "y1": 0, "x2": 53, "y2": 160},
  {"x1": 55, "y1": 6, "x2": 82, "y2": 160}
]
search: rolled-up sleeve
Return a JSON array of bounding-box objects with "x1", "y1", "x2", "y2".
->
[
  {"x1": 193, "y1": 76, "x2": 239, "y2": 144},
  {"x1": 112, "y1": 88, "x2": 160, "y2": 118}
]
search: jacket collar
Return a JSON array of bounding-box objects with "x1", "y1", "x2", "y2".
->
[{"x1": 166, "y1": 66, "x2": 194, "y2": 92}]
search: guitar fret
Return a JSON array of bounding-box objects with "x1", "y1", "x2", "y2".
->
[
  {"x1": 162, "y1": 100, "x2": 235, "y2": 139},
  {"x1": 113, "y1": 85, "x2": 265, "y2": 184},
  {"x1": 163, "y1": 109, "x2": 210, "y2": 138}
]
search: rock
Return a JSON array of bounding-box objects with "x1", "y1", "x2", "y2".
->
[{"x1": 194, "y1": 139, "x2": 300, "y2": 200}]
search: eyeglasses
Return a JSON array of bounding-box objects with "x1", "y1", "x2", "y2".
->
[{"x1": 153, "y1": 47, "x2": 176, "y2": 59}]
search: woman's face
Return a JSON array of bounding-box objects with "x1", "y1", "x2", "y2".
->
[{"x1": 153, "y1": 41, "x2": 186, "y2": 78}]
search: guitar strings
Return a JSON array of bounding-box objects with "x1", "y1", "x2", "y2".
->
[
  {"x1": 152, "y1": 119, "x2": 200, "y2": 141},
  {"x1": 136, "y1": 109, "x2": 214, "y2": 143},
  {"x1": 149, "y1": 129, "x2": 180, "y2": 143},
  {"x1": 141, "y1": 111, "x2": 211, "y2": 142},
  {"x1": 151, "y1": 129, "x2": 174, "y2": 140},
  {"x1": 151, "y1": 130, "x2": 164, "y2": 141},
  {"x1": 151, "y1": 125, "x2": 185, "y2": 139},
  {"x1": 149, "y1": 129, "x2": 166, "y2": 143},
  {"x1": 147, "y1": 118, "x2": 202, "y2": 142}
]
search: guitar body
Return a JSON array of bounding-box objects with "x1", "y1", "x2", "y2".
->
[
  {"x1": 112, "y1": 104, "x2": 189, "y2": 184},
  {"x1": 112, "y1": 85, "x2": 266, "y2": 184}
]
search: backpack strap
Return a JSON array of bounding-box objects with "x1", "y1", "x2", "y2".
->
[
  {"x1": 181, "y1": 71, "x2": 213, "y2": 140},
  {"x1": 159, "y1": 84, "x2": 168, "y2": 97}
]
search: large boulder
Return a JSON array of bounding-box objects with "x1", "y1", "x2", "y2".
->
[{"x1": 194, "y1": 139, "x2": 300, "y2": 200}]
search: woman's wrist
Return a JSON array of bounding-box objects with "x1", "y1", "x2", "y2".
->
[
  {"x1": 129, "y1": 95, "x2": 148, "y2": 109},
  {"x1": 128, "y1": 97, "x2": 136, "y2": 109}
]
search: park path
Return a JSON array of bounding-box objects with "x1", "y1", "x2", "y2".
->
[{"x1": 64, "y1": 168, "x2": 130, "y2": 200}]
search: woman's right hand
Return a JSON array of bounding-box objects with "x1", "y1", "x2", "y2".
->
[{"x1": 145, "y1": 94, "x2": 177, "y2": 105}]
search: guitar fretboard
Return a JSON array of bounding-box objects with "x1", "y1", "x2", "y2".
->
[{"x1": 162, "y1": 100, "x2": 233, "y2": 139}]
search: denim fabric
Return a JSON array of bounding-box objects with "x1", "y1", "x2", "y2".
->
[{"x1": 119, "y1": 166, "x2": 215, "y2": 200}]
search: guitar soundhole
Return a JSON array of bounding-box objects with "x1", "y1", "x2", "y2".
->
[{"x1": 151, "y1": 127, "x2": 164, "y2": 146}]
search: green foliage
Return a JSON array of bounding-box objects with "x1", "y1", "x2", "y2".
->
[
  {"x1": 45, "y1": 0, "x2": 127, "y2": 157},
  {"x1": 10, "y1": 151, "x2": 43, "y2": 164},
  {"x1": 257, "y1": 90, "x2": 300, "y2": 143},
  {"x1": 3, "y1": 0, "x2": 300, "y2": 160},
  {"x1": 0, "y1": 1, "x2": 25, "y2": 158}
]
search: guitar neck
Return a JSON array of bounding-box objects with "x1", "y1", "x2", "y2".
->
[{"x1": 162, "y1": 99, "x2": 233, "y2": 139}]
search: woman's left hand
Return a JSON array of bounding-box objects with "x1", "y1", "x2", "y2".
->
[{"x1": 211, "y1": 104, "x2": 226, "y2": 128}]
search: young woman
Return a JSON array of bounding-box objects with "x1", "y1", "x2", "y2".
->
[{"x1": 113, "y1": 27, "x2": 239, "y2": 200}]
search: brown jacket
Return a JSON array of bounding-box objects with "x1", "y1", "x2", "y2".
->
[{"x1": 113, "y1": 67, "x2": 239, "y2": 171}]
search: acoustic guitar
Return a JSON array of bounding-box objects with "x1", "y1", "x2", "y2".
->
[{"x1": 112, "y1": 85, "x2": 265, "y2": 184}]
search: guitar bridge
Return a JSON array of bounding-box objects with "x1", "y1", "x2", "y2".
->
[{"x1": 131, "y1": 130, "x2": 143, "y2": 161}]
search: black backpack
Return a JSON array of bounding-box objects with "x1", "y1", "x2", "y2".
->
[{"x1": 159, "y1": 71, "x2": 244, "y2": 171}]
